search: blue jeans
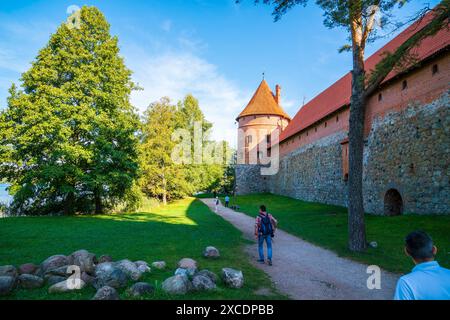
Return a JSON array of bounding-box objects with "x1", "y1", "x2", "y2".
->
[{"x1": 258, "y1": 235, "x2": 272, "y2": 261}]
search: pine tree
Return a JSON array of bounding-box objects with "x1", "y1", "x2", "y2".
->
[
  {"x1": 244, "y1": 0, "x2": 449, "y2": 251},
  {"x1": 0, "y1": 6, "x2": 139, "y2": 215}
]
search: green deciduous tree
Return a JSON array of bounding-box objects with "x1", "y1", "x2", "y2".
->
[
  {"x1": 139, "y1": 94, "x2": 233, "y2": 203},
  {"x1": 0, "y1": 6, "x2": 140, "y2": 215},
  {"x1": 242, "y1": 0, "x2": 449, "y2": 251},
  {"x1": 140, "y1": 97, "x2": 188, "y2": 205}
]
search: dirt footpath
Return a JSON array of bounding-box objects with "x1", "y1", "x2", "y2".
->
[{"x1": 201, "y1": 198, "x2": 400, "y2": 300}]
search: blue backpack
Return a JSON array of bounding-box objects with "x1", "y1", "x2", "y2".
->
[{"x1": 259, "y1": 214, "x2": 273, "y2": 236}]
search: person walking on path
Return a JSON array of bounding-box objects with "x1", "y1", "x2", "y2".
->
[
  {"x1": 214, "y1": 197, "x2": 220, "y2": 213},
  {"x1": 394, "y1": 230, "x2": 450, "y2": 300},
  {"x1": 255, "y1": 205, "x2": 278, "y2": 266},
  {"x1": 224, "y1": 195, "x2": 230, "y2": 208}
]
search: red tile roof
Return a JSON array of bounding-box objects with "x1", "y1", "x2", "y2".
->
[
  {"x1": 280, "y1": 10, "x2": 450, "y2": 142},
  {"x1": 237, "y1": 80, "x2": 291, "y2": 120}
]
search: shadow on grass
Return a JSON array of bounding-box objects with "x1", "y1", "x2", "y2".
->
[{"x1": 0, "y1": 198, "x2": 286, "y2": 300}]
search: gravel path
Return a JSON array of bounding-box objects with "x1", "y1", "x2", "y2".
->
[{"x1": 201, "y1": 198, "x2": 400, "y2": 300}]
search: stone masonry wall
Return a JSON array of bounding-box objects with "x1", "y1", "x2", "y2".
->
[
  {"x1": 267, "y1": 91, "x2": 449, "y2": 215},
  {"x1": 363, "y1": 91, "x2": 450, "y2": 214},
  {"x1": 269, "y1": 131, "x2": 349, "y2": 207},
  {"x1": 235, "y1": 164, "x2": 269, "y2": 195}
]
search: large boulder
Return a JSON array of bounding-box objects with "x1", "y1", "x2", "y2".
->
[
  {"x1": 19, "y1": 263, "x2": 38, "y2": 275},
  {"x1": 134, "y1": 261, "x2": 151, "y2": 274},
  {"x1": 115, "y1": 260, "x2": 142, "y2": 281},
  {"x1": 203, "y1": 246, "x2": 220, "y2": 259},
  {"x1": 41, "y1": 255, "x2": 69, "y2": 273},
  {"x1": 197, "y1": 270, "x2": 218, "y2": 284},
  {"x1": 175, "y1": 268, "x2": 195, "y2": 278},
  {"x1": 222, "y1": 268, "x2": 244, "y2": 288},
  {"x1": 192, "y1": 274, "x2": 216, "y2": 291},
  {"x1": 94, "y1": 262, "x2": 128, "y2": 289},
  {"x1": 34, "y1": 267, "x2": 44, "y2": 277},
  {"x1": 45, "y1": 265, "x2": 70, "y2": 277},
  {"x1": 0, "y1": 276, "x2": 15, "y2": 296},
  {"x1": 177, "y1": 258, "x2": 197, "y2": 277},
  {"x1": 127, "y1": 282, "x2": 155, "y2": 297},
  {"x1": 92, "y1": 286, "x2": 120, "y2": 300},
  {"x1": 81, "y1": 272, "x2": 95, "y2": 286},
  {"x1": 0, "y1": 265, "x2": 17, "y2": 278},
  {"x1": 48, "y1": 279, "x2": 86, "y2": 294},
  {"x1": 162, "y1": 275, "x2": 193, "y2": 295},
  {"x1": 46, "y1": 275, "x2": 67, "y2": 286},
  {"x1": 151, "y1": 261, "x2": 166, "y2": 270},
  {"x1": 69, "y1": 250, "x2": 97, "y2": 275},
  {"x1": 178, "y1": 258, "x2": 197, "y2": 270},
  {"x1": 17, "y1": 274, "x2": 44, "y2": 289},
  {"x1": 98, "y1": 255, "x2": 113, "y2": 264}
]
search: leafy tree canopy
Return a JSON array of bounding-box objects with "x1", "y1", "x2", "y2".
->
[
  {"x1": 139, "y1": 95, "x2": 234, "y2": 204},
  {"x1": 0, "y1": 6, "x2": 140, "y2": 215}
]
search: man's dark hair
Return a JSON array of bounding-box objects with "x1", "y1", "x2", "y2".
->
[
  {"x1": 405, "y1": 230, "x2": 434, "y2": 261},
  {"x1": 260, "y1": 205, "x2": 266, "y2": 212}
]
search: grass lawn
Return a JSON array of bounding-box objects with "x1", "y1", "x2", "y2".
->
[
  {"x1": 0, "y1": 198, "x2": 286, "y2": 300},
  {"x1": 224, "y1": 193, "x2": 450, "y2": 274}
]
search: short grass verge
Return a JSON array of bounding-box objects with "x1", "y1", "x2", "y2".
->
[
  {"x1": 224, "y1": 193, "x2": 450, "y2": 274},
  {"x1": 0, "y1": 198, "x2": 286, "y2": 300}
]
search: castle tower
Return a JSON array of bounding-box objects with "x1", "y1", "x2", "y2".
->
[
  {"x1": 236, "y1": 80, "x2": 291, "y2": 165},
  {"x1": 234, "y1": 80, "x2": 291, "y2": 195}
]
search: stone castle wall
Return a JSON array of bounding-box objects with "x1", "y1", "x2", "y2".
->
[
  {"x1": 235, "y1": 164, "x2": 268, "y2": 195},
  {"x1": 269, "y1": 131, "x2": 349, "y2": 207},
  {"x1": 265, "y1": 92, "x2": 449, "y2": 215},
  {"x1": 363, "y1": 92, "x2": 450, "y2": 214}
]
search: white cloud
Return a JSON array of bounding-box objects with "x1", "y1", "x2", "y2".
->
[
  {"x1": 127, "y1": 49, "x2": 249, "y2": 147},
  {"x1": 0, "y1": 16, "x2": 249, "y2": 147},
  {"x1": 281, "y1": 97, "x2": 297, "y2": 115}
]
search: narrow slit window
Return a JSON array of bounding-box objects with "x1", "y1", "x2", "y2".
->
[
  {"x1": 402, "y1": 80, "x2": 408, "y2": 90},
  {"x1": 432, "y1": 64, "x2": 439, "y2": 75}
]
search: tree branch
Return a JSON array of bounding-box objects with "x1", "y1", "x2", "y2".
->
[{"x1": 364, "y1": 3, "x2": 449, "y2": 98}]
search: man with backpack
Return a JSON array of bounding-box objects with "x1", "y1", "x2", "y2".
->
[{"x1": 255, "y1": 205, "x2": 278, "y2": 266}]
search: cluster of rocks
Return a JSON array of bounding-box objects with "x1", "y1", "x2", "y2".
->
[
  {"x1": 0, "y1": 249, "x2": 160, "y2": 299},
  {"x1": 162, "y1": 256, "x2": 244, "y2": 295},
  {"x1": 0, "y1": 246, "x2": 245, "y2": 299}
]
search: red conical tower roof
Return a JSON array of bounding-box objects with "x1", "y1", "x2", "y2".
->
[{"x1": 237, "y1": 80, "x2": 291, "y2": 120}]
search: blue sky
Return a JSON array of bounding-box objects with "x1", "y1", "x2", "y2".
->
[{"x1": 0, "y1": 0, "x2": 440, "y2": 145}]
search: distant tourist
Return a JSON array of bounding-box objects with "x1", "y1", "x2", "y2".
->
[
  {"x1": 255, "y1": 205, "x2": 278, "y2": 266},
  {"x1": 214, "y1": 197, "x2": 220, "y2": 213},
  {"x1": 394, "y1": 230, "x2": 450, "y2": 300},
  {"x1": 225, "y1": 195, "x2": 230, "y2": 208}
]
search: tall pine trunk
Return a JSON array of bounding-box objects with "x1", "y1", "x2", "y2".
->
[
  {"x1": 64, "y1": 191, "x2": 75, "y2": 215},
  {"x1": 348, "y1": 33, "x2": 367, "y2": 252},
  {"x1": 94, "y1": 188, "x2": 103, "y2": 214}
]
